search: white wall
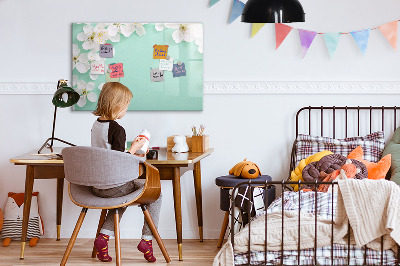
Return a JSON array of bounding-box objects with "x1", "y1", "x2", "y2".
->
[{"x1": 1, "y1": 0, "x2": 400, "y2": 239}]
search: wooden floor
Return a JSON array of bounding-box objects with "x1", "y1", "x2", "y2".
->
[{"x1": 0, "y1": 239, "x2": 221, "y2": 265}]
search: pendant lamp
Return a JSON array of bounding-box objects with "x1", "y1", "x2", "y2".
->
[
  {"x1": 241, "y1": 0, "x2": 305, "y2": 23},
  {"x1": 38, "y1": 79, "x2": 80, "y2": 154}
]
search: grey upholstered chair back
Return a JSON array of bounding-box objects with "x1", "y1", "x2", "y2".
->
[{"x1": 62, "y1": 146, "x2": 145, "y2": 188}]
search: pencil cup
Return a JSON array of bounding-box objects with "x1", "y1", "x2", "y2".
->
[{"x1": 191, "y1": 135, "x2": 209, "y2": 153}]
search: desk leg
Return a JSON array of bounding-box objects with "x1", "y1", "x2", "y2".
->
[
  {"x1": 172, "y1": 167, "x2": 183, "y2": 261},
  {"x1": 193, "y1": 161, "x2": 203, "y2": 242},
  {"x1": 20, "y1": 165, "x2": 34, "y2": 259},
  {"x1": 56, "y1": 178, "x2": 64, "y2": 241}
]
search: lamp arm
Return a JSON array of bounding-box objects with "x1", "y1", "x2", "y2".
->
[{"x1": 50, "y1": 105, "x2": 57, "y2": 148}]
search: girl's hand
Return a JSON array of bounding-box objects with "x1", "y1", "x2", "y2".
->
[
  {"x1": 129, "y1": 137, "x2": 147, "y2": 155},
  {"x1": 134, "y1": 148, "x2": 149, "y2": 157}
]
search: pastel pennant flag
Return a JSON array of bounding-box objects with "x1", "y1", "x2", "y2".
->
[
  {"x1": 229, "y1": 0, "x2": 245, "y2": 24},
  {"x1": 323, "y1": 33, "x2": 341, "y2": 58},
  {"x1": 251, "y1": 23, "x2": 266, "y2": 38},
  {"x1": 351, "y1": 29, "x2": 370, "y2": 55},
  {"x1": 378, "y1": 21, "x2": 398, "y2": 50},
  {"x1": 209, "y1": 0, "x2": 220, "y2": 7},
  {"x1": 275, "y1": 23, "x2": 293, "y2": 49},
  {"x1": 298, "y1": 29, "x2": 317, "y2": 58}
]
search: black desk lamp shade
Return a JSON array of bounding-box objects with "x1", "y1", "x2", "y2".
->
[
  {"x1": 241, "y1": 0, "x2": 305, "y2": 23},
  {"x1": 38, "y1": 80, "x2": 80, "y2": 154}
]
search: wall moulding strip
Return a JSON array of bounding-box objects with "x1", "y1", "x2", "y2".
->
[{"x1": 0, "y1": 81, "x2": 399, "y2": 95}]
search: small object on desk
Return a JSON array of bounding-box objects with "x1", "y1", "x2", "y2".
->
[
  {"x1": 146, "y1": 150, "x2": 158, "y2": 160},
  {"x1": 172, "y1": 135, "x2": 189, "y2": 153},
  {"x1": 167, "y1": 136, "x2": 192, "y2": 151},
  {"x1": 135, "y1": 129, "x2": 150, "y2": 155},
  {"x1": 191, "y1": 135, "x2": 209, "y2": 153}
]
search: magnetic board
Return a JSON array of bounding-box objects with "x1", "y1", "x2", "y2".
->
[{"x1": 72, "y1": 23, "x2": 203, "y2": 111}]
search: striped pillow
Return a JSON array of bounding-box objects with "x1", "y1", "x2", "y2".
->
[{"x1": 294, "y1": 131, "x2": 385, "y2": 166}]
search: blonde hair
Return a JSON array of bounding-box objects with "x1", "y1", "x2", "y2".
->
[{"x1": 93, "y1": 82, "x2": 133, "y2": 120}]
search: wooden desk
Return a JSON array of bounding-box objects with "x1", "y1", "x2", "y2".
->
[{"x1": 10, "y1": 147, "x2": 213, "y2": 261}]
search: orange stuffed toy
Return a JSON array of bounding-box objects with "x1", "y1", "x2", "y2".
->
[
  {"x1": 347, "y1": 146, "x2": 391, "y2": 180},
  {"x1": 229, "y1": 159, "x2": 261, "y2": 179}
]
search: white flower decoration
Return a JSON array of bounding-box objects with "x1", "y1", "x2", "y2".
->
[
  {"x1": 172, "y1": 24, "x2": 195, "y2": 43},
  {"x1": 98, "y1": 82, "x2": 105, "y2": 90},
  {"x1": 154, "y1": 23, "x2": 203, "y2": 53},
  {"x1": 77, "y1": 24, "x2": 109, "y2": 50},
  {"x1": 155, "y1": 23, "x2": 166, "y2": 31},
  {"x1": 74, "y1": 79, "x2": 97, "y2": 107},
  {"x1": 107, "y1": 23, "x2": 122, "y2": 42},
  {"x1": 72, "y1": 44, "x2": 90, "y2": 73}
]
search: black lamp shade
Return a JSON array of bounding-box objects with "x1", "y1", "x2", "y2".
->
[
  {"x1": 52, "y1": 84, "x2": 80, "y2": 108},
  {"x1": 241, "y1": 0, "x2": 305, "y2": 23}
]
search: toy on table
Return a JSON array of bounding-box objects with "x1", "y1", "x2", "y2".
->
[
  {"x1": 135, "y1": 129, "x2": 150, "y2": 155},
  {"x1": 229, "y1": 159, "x2": 261, "y2": 179},
  {"x1": 1, "y1": 192, "x2": 44, "y2": 247},
  {"x1": 172, "y1": 135, "x2": 189, "y2": 153}
]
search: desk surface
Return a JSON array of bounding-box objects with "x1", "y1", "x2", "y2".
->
[{"x1": 10, "y1": 147, "x2": 214, "y2": 165}]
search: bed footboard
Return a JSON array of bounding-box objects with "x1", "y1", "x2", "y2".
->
[{"x1": 230, "y1": 180, "x2": 400, "y2": 266}]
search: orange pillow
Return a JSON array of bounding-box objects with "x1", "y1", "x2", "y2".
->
[{"x1": 347, "y1": 146, "x2": 391, "y2": 180}]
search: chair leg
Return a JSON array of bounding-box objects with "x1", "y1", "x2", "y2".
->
[
  {"x1": 91, "y1": 209, "x2": 108, "y2": 258},
  {"x1": 60, "y1": 208, "x2": 88, "y2": 266},
  {"x1": 114, "y1": 209, "x2": 121, "y2": 266},
  {"x1": 217, "y1": 211, "x2": 230, "y2": 248},
  {"x1": 141, "y1": 205, "x2": 171, "y2": 263}
]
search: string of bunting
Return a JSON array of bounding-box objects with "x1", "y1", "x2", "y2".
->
[{"x1": 209, "y1": 0, "x2": 399, "y2": 58}]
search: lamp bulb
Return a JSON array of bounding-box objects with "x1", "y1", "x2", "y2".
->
[{"x1": 61, "y1": 93, "x2": 69, "y2": 103}]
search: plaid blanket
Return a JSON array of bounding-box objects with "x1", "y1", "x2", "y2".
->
[{"x1": 234, "y1": 191, "x2": 397, "y2": 265}]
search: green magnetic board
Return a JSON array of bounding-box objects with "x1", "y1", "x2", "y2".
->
[{"x1": 72, "y1": 23, "x2": 203, "y2": 111}]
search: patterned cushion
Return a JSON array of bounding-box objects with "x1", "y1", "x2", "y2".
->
[{"x1": 295, "y1": 131, "x2": 385, "y2": 166}]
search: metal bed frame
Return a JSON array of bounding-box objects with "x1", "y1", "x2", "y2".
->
[{"x1": 230, "y1": 106, "x2": 400, "y2": 266}]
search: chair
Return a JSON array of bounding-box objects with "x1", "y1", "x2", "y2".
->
[{"x1": 60, "y1": 146, "x2": 171, "y2": 265}]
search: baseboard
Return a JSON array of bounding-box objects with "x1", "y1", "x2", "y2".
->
[{"x1": 1, "y1": 81, "x2": 400, "y2": 94}]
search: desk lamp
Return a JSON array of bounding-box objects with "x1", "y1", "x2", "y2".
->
[
  {"x1": 38, "y1": 79, "x2": 80, "y2": 154},
  {"x1": 241, "y1": 0, "x2": 305, "y2": 23}
]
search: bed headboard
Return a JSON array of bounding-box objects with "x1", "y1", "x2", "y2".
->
[{"x1": 290, "y1": 106, "x2": 400, "y2": 179}]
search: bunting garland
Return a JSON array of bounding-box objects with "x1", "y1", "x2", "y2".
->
[
  {"x1": 209, "y1": 0, "x2": 220, "y2": 7},
  {"x1": 251, "y1": 23, "x2": 266, "y2": 38},
  {"x1": 275, "y1": 23, "x2": 292, "y2": 49},
  {"x1": 298, "y1": 30, "x2": 317, "y2": 58},
  {"x1": 351, "y1": 29, "x2": 370, "y2": 55},
  {"x1": 208, "y1": 2, "x2": 399, "y2": 58},
  {"x1": 229, "y1": 0, "x2": 245, "y2": 24},
  {"x1": 378, "y1": 21, "x2": 397, "y2": 50},
  {"x1": 323, "y1": 33, "x2": 341, "y2": 58}
]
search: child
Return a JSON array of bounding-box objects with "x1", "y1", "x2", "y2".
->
[{"x1": 91, "y1": 82, "x2": 162, "y2": 263}]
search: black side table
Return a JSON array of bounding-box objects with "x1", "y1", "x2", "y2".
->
[{"x1": 215, "y1": 175, "x2": 275, "y2": 248}]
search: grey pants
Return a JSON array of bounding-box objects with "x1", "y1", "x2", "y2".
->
[{"x1": 92, "y1": 180, "x2": 162, "y2": 240}]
